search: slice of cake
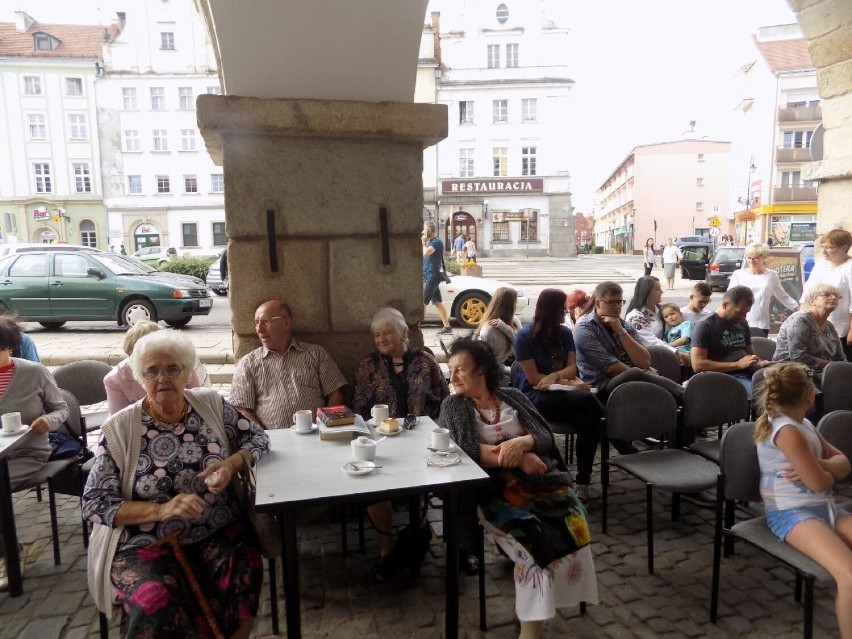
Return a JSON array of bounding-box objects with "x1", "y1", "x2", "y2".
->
[{"x1": 381, "y1": 418, "x2": 400, "y2": 433}]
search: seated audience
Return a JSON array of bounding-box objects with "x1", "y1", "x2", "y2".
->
[
  {"x1": 230, "y1": 300, "x2": 347, "y2": 429},
  {"x1": 83, "y1": 331, "x2": 270, "y2": 638},
  {"x1": 473, "y1": 287, "x2": 522, "y2": 366},
  {"x1": 680, "y1": 282, "x2": 713, "y2": 323},
  {"x1": 773, "y1": 283, "x2": 846, "y2": 385},
  {"x1": 353, "y1": 307, "x2": 449, "y2": 581},
  {"x1": 441, "y1": 338, "x2": 598, "y2": 639},
  {"x1": 574, "y1": 281, "x2": 685, "y2": 406},
  {"x1": 728, "y1": 243, "x2": 798, "y2": 337},
  {"x1": 564, "y1": 289, "x2": 589, "y2": 331},
  {"x1": 104, "y1": 321, "x2": 204, "y2": 415},
  {"x1": 624, "y1": 276, "x2": 689, "y2": 365},
  {"x1": 690, "y1": 286, "x2": 771, "y2": 395},
  {"x1": 1, "y1": 315, "x2": 40, "y2": 362},
  {"x1": 754, "y1": 362, "x2": 851, "y2": 638},
  {"x1": 661, "y1": 303, "x2": 693, "y2": 354}
]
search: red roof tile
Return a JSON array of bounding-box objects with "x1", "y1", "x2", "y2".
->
[
  {"x1": 0, "y1": 21, "x2": 110, "y2": 59},
  {"x1": 754, "y1": 36, "x2": 814, "y2": 72}
]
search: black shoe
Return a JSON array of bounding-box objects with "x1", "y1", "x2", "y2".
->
[
  {"x1": 681, "y1": 491, "x2": 716, "y2": 508},
  {"x1": 437, "y1": 326, "x2": 453, "y2": 335},
  {"x1": 611, "y1": 439, "x2": 639, "y2": 455}
]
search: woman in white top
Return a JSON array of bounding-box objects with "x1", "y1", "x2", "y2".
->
[
  {"x1": 728, "y1": 243, "x2": 799, "y2": 337},
  {"x1": 801, "y1": 229, "x2": 852, "y2": 360},
  {"x1": 642, "y1": 238, "x2": 656, "y2": 276},
  {"x1": 661, "y1": 238, "x2": 682, "y2": 290},
  {"x1": 474, "y1": 287, "x2": 521, "y2": 365},
  {"x1": 624, "y1": 276, "x2": 690, "y2": 365},
  {"x1": 754, "y1": 363, "x2": 852, "y2": 638}
]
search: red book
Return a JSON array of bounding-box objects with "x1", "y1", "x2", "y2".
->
[{"x1": 316, "y1": 405, "x2": 356, "y2": 427}]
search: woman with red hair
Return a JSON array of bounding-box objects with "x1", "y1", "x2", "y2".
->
[{"x1": 564, "y1": 289, "x2": 590, "y2": 331}]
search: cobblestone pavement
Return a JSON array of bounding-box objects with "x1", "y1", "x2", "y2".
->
[{"x1": 0, "y1": 430, "x2": 843, "y2": 639}]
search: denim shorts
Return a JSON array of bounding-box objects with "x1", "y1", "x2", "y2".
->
[{"x1": 765, "y1": 502, "x2": 849, "y2": 541}]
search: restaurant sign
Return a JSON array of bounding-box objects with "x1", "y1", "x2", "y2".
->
[
  {"x1": 32, "y1": 206, "x2": 49, "y2": 221},
  {"x1": 441, "y1": 178, "x2": 544, "y2": 194}
]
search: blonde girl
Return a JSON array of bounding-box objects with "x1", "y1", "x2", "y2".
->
[
  {"x1": 755, "y1": 362, "x2": 852, "y2": 638},
  {"x1": 474, "y1": 287, "x2": 521, "y2": 365}
]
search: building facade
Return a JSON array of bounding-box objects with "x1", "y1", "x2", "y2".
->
[
  {"x1": 96, "y1": 0, "x2": 224, "y2": 255},
  {"x1": 594, "y1": 139, "x2": 732, "y2": 252},
  {"x1": 421, "y1": 1, "x2": 576, "y2": 257},
  {"x1": 0, "y1": 12, "x2": 108, "y2": 248}
]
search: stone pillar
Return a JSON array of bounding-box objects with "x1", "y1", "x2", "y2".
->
[{"x1": 196, "y1": 95, "x2": 447, "y2": 381}]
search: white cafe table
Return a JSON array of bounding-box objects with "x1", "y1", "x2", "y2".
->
[
  {"x1": 0, "y1": 427, "x2": 35, "y2": 597},
  {"x1": 255, "y1": 418, "x2": 490, "y2": 639}
]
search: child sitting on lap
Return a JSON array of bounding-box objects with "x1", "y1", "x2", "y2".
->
[{"x1": 661, "y1": 303, "x2": 693, "y2": 354}]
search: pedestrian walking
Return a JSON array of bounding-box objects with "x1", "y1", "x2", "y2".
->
[
  {"x1": 661, "y1": 238, "x2": 682, "y2": 290},
  {"x1": 422, "y1": 222, "x2": 452, "y2": 334},
  {"x1": 453, "y1": 231, "x2": 465, "y2": 263},
  {"x1": 463, "y1": 236, "x2": 477, "y2": 263}
]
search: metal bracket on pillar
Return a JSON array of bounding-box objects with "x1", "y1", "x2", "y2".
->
[
  {"x1": 379, "y1": 207, "x2": 390, "y2": 265},
  {"x1": 266, "y1": 209, "x2": 279, "y2": 272}
]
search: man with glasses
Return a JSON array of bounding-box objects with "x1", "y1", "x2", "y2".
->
[
  {"x1": 230, "y1": 300, "x2": 347, "y2": 429},
  {"x1": 574, "y1": 281, "x2": 685, "y2": 406},
  {"x1": 680, "y1": 282, "x2": 714, "y2": 324}
]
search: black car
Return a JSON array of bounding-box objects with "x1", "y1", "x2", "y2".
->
[
  {"x1": 678, "y1": 243, "x2": 713, "y2": 280},
  {"x1": 706, "y1": 247, "x2": 745, "y2": 291}
]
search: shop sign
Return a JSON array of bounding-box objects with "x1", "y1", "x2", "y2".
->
[
  {"x1": 504, "y1": 212, "x2": 528, "y2": 221},
  {"x1": 766, "y1": 249, "x2": 802, "y2": 328},
  {"x1": 441, "y1": 178, "x2": 544, "y2": 194},
  {"x1": 32, "y1": 207, "x2": 49, "y2": 221}
]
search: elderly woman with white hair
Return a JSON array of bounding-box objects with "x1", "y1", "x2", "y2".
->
[
  {"x1": 773, "y1": 282, "x2": 847, "y2": 385},
  {"x1": 727, "y1": 242, "x2": 799, "y2": 337},
  {"x1": 83, "y1": 330, "x2": 269, "y2": 639},
  {"x1": 353, "y1": 307, "x2": 449, "y2": 582}
]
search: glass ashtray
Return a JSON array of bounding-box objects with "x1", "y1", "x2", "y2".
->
[{"x1": 427, "y1": 452, "x2": 461, "y2": 467}]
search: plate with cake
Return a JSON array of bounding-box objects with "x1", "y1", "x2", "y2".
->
[{"x1": 373, "y1": 418, "x2": 403, "y2": 436}]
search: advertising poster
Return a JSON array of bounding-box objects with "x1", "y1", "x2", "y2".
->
[{"x1": 766, "y1": 249, "x2": 803, "y2": 330}]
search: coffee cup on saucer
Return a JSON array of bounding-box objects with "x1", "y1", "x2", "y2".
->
[
  {"x1": 2, "y1": 412, "x2": 22, "y2": 434},
  {"x1": 371, "y1": 404, "x2": 389, "y2": 424},
  {"x1": 292, "y1": 410, "x2": 313, "y2": 432},
  {"x1": 429, "y1": 427, "x2": 450, "y2": 452}
]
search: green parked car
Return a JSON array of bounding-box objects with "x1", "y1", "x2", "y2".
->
[{"x1": 0, "y1": 250, "x2": 212, "y2": 329}]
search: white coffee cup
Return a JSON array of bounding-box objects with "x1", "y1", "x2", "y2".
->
[
  {"x1": 351, "y1": 436, "x2": 376, "y2": 461},
  {"x1": 429, "y1": 427, "x2": 451, "y2": 452},
  {"x1": 1, "y1": 412, "x2": 21, "y2": 434},
  {"x1": 292, "y1": 410, "x2": 313, "y2": 432},
  {"x1": 371, "y1": 404, "x2": 389, "y2": 424}
]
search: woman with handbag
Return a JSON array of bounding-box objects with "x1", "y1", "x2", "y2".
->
[
  {"x1": 83, "y1": 330, "x2": 269, "y2": 639},
  {"x1": 441, "y1": 338, "x2": 598, "y2": 639}
]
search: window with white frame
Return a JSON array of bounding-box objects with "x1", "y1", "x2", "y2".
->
[
  {"x1": 150, "y1": 87, "x2": 165, "y2": 110},
  {"x1": 207, "y1": 86, "x2": 222, "y2": 95},
  {"x1": 33, "y1": 163, "x2": 52, "y2": 193},
  {"x1": 152, "y1": 130, "x2": 168, "y2": 151},
  {"x1": 459, "y1": 148, "x2": 475, "y2": 178},
  {"x1": 487, "y1": 44, "x2": 500, "y2": 68},
  {"x1": 492, "y1": 99, "x2": 508, "y2": 123},
  {"x1": 697, "y1": 153, "x2": 705, "y2": 162},
  {"x1": 695, "y1": 202, "x2": 704, "y2": 211},
  {"x1": 212, "y1": 222, "x2": 227, "y2": 246},
  {"x1": 73, "y1": 163, "x2": 92, "y2": 193},
  {"x1": 492, "y1": 221, "x2": 510, "y2": 242},
  {"x1": 181, "y1": 129, "x2": 196, "y2": 151},
  {"x1": 156, "y1": 175, "x2": 171, "y2": 193},
  {"x1": 34, "y1": 33, "x2": 53, "y2": 51},
  {"x1": 459, "y1": 101, "x2": 474, "y2": 125},
  {"x1": 122, "y1": 87, "x2": 137, "y2": 110},
  {"x1": 184, "y1": 175, "x2": 198, "y2": 193},
  {"x1": 124, "y1": 130, "x2": 140, "y2": 152},
  {"x1": 24, "y1": 76, "x2": 42, "y2": 95},
  {"x1": 128, "y1": 175, "x2": 142, "y2": 195},
  {"x1": 505, "y1": 43, "x2": 518, "y2": 68},
  {"x1": 521, "y1": 98, "x2": 537, "y2": 122},
  {"x1": 783, "y1": 130, "x2": 812, "y2": 148},
  {"x1": 697, "y1": 177, "x2": 704, "y2": 187},
  {"x1": 520, "y1": 210, "x2": 538, "y2": 241},
  {"x1": 178, "y1": 87, "x2": 193, "y2": 110},
  {"x1": 211, "y1": 174, "x2": 225, "y2": 193},
  {"x1": 28, "y1": 114, "x2": 47, "y2": 140},
  {"x1": 521, "y1": 146, "x2": 537, "y2": 176},
  {"x1": 182, "y1": 223, "x2": 199, "y2": 247},
  {"x1": 79, "y1": 219, "x2": 97, "y2": 247},
  {"x1": 65, "y1": 77, "x2": 83, "y2": 96},
  {"x1": 493, "y1": 147, "x2": 508, "y2": 177},
  {"x1": 160, "y1": 32, "x2": 175, "y2": 50},
  {"x1": 68, "y1": 114, "x2": 87, "y2": 140}
]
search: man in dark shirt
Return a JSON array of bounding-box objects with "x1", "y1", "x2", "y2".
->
[
  {"x1": 691, "y1": 285, "x2": 771, "y2": 395},
  {"x1": 422, "y1": 221, "x2": 451, "y2": 334}
]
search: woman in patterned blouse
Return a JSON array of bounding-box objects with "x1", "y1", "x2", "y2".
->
[{"x1": 83, "y1": 331, "x2": 269, "y2": 639}]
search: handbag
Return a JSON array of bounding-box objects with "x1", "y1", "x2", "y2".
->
[
  {"x1": 231, "y1": 450, "x2": 281, "y2": 557},
  {"x1": 440, "y1": 258, "x2": 452, "y2": 284}
]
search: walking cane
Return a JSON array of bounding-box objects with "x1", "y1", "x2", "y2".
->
[{"x1": 148, "y1": 531, "x2": 225, "y2": 639}]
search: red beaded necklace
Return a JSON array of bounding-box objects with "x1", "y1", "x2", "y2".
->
[{"x1": 473, "y1": 394, "x2": 501, "y2": 425}]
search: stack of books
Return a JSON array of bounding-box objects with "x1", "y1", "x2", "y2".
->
[{"x1": 316, "y1": 406, "x2": 370, "y2": 441}]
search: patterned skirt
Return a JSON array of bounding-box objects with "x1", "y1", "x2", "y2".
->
[{"x1": 110, "y1": 518, "x2": 263, "y2": 639}]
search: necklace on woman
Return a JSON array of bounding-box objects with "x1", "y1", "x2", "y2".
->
[
  {"x1": 145, "y1": 399, "x2": 188, "y2": 426},
  {"x1": 472, "y1": 394, "x2": 501, "y2": 425}
]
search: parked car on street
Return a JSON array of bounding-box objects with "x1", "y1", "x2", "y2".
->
[
  {"x1": 109, "y1": 253, "x2": 206, "y2": 288},
  {"x1": 800, "y1": 242, "x2": 815, "y2": 281},
  {"x1": 206, "y1": 252, "x2": 228, "y2": 296},
  {"x1": 133, "y1": 246, "x2": 177, "y2": 267},
  {"x1": 678, "y1": 243, "x2": 713, "y2": 280},
  {"x1": 705, "y1": 246, "x2": 745, "y2": 291},
  {"x1": 0, "y1": 250, "x2": 212, "y2": 328},
  {"x1": 0, "y1": 243, "x2": 100, "y2": 257},
  {"x1": 674, "y1": 235, "x2": 712, "y2": 248},
  {"x1": 423, "y1": 275, "x2": 528, "y2": 329}
]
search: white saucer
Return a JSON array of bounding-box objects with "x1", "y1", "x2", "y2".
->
[
  {"x1": 426, "y1": 442, "x2": 457, "y2": 453},
  {"x1": 342, "y1": 460, "x2": 377, "y2": 475},
  {"x1": 0, "y1": 425, "x2": 28, "y2": 437},
  {"x1": 293, "y1": 424, "x2": 318, "y2": 434},
  {"x1": 375, "y1": 424, "x2": 403, "y2": 437}
]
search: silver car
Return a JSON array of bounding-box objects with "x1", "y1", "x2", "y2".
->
[{"x1": 207, "y1": 253, "x2": 228, "y2": 296}]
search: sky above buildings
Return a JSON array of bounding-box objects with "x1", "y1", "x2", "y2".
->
[{"x1": 5, "y1": 0, "x2": 798, "y2": 213}]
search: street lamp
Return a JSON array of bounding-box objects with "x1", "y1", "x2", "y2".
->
[{"x1": 737, "y1": 156, "x2": 758, "y2": 243}]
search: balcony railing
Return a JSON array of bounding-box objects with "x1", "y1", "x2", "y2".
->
[
  {"x1": 777, "y1": 104, "x2": 822, "y2": 122},
  {"x1": 773, "y1": 185, "x2": 818, "y2": 202},
  {"x1": 775, "y1": 146, "x2": 813, "y2": 163}
]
